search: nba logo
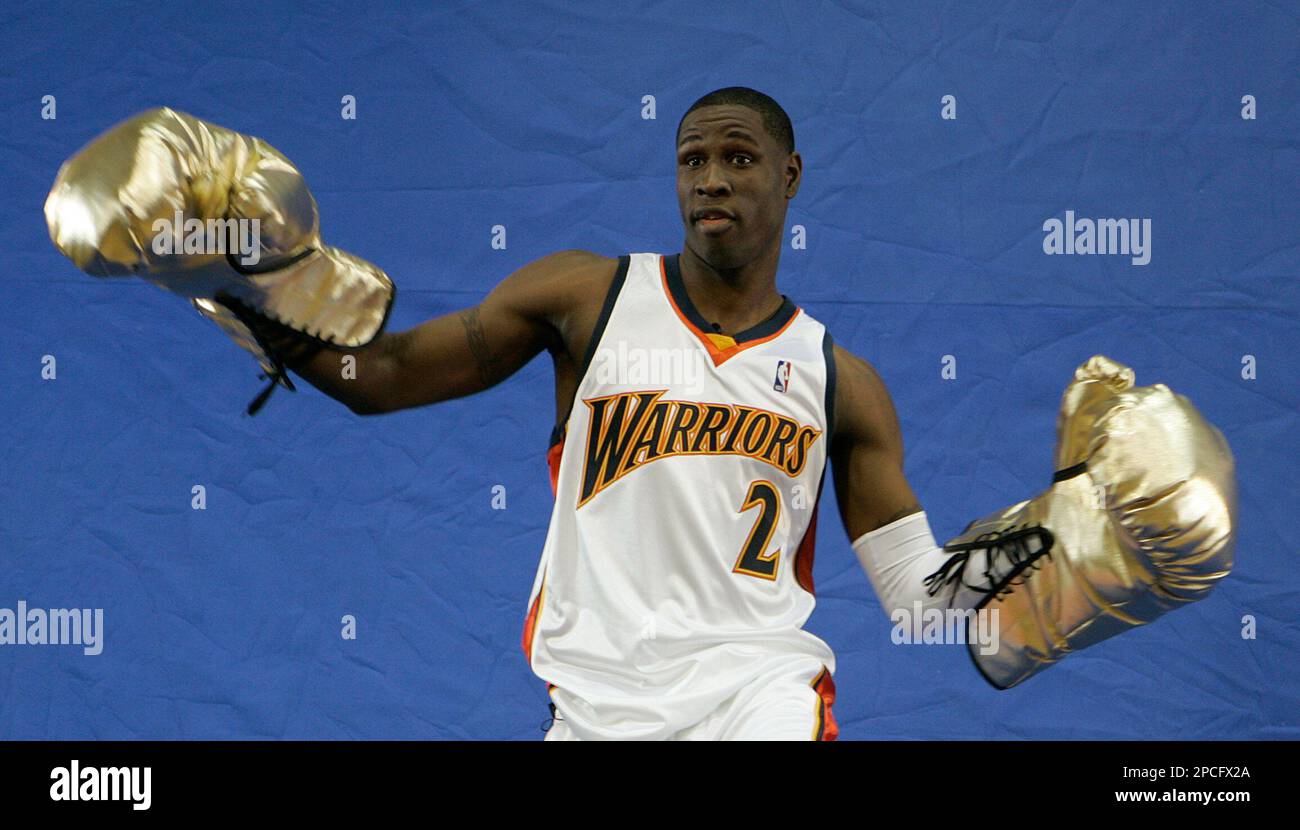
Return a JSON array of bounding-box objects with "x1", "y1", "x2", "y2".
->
[{"x1": 773, "y1": 360, "x2": 792, "y2": 393}]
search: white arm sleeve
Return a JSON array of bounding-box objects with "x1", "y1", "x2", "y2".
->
[{"x1": 851, "y1": 511, "x2": 978, "y2": 616}]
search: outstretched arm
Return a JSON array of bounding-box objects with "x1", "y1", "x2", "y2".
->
[
  {"x1": 830, "y1": 347, "x2": 1048, "y2": 627},
  {"x1": 289, "y1": 249, "x2": 613, "y2": 415},
  {"x1": 829, "y1": 346, "x2": 967, "y2": 618},
  {"x1": 830, "y1": 345, "x2": 923, "y2": 540}
]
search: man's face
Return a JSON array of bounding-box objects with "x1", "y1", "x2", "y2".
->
[{"x1": 676, "y1": 104, "x2": 800, "y2": 270}]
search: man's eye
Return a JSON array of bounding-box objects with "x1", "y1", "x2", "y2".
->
[{"x1": 681, "y1": 154, "x2": 752, "y2": 167}]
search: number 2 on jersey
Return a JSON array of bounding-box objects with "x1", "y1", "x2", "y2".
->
[{"x1": 733, "y1": 480, "x2": 782, "y2": 581}]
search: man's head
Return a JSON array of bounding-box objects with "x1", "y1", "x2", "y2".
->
[{"x1": 676, "y1": 87, "x2": 801, "y2": 270}]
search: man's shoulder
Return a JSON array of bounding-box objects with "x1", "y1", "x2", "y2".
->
[
  {"x1": 500, "y1": 250, "x2": 622, "y2": 310},
  {"x1": 525, "y1": 249, "x2": 624, "y2": 299},
  {"x1": 536, "y1": 249, "x2": 621, "y2": 270},
  {"x1": 831, "y1": 343, "x2": 886, "y2": 392},
  {"x1": 829, "y1": 341, "x2": 901, "y2": 449}
]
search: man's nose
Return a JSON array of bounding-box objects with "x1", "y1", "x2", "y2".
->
[{"x1": 695, "y1": 166, "x2": 732, "y2": 196}]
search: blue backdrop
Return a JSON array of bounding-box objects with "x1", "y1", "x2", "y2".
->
[{"x1": 2, "y1": 0, "x2": 1296, "y2": 739}]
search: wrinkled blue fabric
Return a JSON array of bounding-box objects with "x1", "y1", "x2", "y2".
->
[{"x1": 1, "y1": 0, "x2": 1295, "y2": 739}]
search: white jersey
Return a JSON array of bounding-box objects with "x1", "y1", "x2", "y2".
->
[{"x1": 522, "y1": 252, "x2": 838, "y2": 740}]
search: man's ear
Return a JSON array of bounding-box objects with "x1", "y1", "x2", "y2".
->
[{"x1": 785, "y1": 151, "x2": 803, "y2": 198}]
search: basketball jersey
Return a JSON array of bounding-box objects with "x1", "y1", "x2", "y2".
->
[{"x1": 522, "y1": 252, "x2": 837, "y2": 740}]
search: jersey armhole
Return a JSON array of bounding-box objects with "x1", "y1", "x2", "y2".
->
[
  {"x1": 822, "y1": 329, "x2": 837, "y2": 454},
  {"x1": 548, "y1": 254, "x2": 632, "y2": 448}
]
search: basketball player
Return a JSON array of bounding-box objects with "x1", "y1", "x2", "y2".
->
[
  {"x1": 295, "y1": 87, "x2": 905, "y2": 739},
  {"x1": 44, "y1": 88, "x2": 1238, "y2": 740}
]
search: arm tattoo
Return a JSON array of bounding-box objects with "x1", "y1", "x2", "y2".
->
[
  {"x1": 379, "y1": 328, "x2": 420, "y2": 365},
  {"x1": 872, "y1": 503, "x2": 923, "y2": 532},
  {"x1": 459, "y1": 307, "x2": 501, "y2": 387}
]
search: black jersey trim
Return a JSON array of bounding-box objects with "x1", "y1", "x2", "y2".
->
[
  {"x1": 663, "y1": 253, "x2": 796, "y2": 343},
  {"x1": 549, "y1": 254, "x2": 631, "y2": 448},
  {"x1": 822, "y1": 329, "x2": 837, "y2": 453}
]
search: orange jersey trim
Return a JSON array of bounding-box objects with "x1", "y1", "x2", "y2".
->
[
  {"x1": 521, "y1": 581, "x2": 545, "y2": 661},
  {"x1": 659, "y1": 255, "x2": 801, "y2": 367},
  {"x1": 811, "y1": 667, "x2": 839, "y2": 741},
  {"x1": 794, "y1": 499, "x2": 820, "y2": 595},
  {"x1": 547, "y1": 435, "x2": 564, "y2": 496},
  {"x1": 523, "y1": 434, "x2": 564, "y2": 660}
]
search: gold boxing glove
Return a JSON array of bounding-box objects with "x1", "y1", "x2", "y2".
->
[
  {"x1": 44, "y1": 107, "x2": 394, "y2": 413},
  {"x1": 925, "y1": 355, "x2": 1237, "y2": 689}
]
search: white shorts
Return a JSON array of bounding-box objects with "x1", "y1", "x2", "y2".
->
[{"x1": 543, "y1": 664, "x2": 838, "y2": 741}]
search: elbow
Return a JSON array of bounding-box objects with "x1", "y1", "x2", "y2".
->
[{"x1": 346, "y1": 396, "x2": 393, "y2": 416}]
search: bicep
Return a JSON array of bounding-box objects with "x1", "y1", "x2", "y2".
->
[
  {"x1": 832, "y1": 437, "x2": 921, "y2": 542},
  {"x1": 378, "y1": 251, "x2": 595, "y2": 411},
  {"x1": 830, "y1": 347, "x2": 922, "y2": 540}
]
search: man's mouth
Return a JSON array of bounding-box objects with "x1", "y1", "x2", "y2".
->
[{"x1": 693, "y1": 208, "x2": 735, "y2": 233}]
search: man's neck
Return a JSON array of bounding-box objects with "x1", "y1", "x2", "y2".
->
[{"x1": 677, "y1": 243, "x2": 785, "y2": 334}]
